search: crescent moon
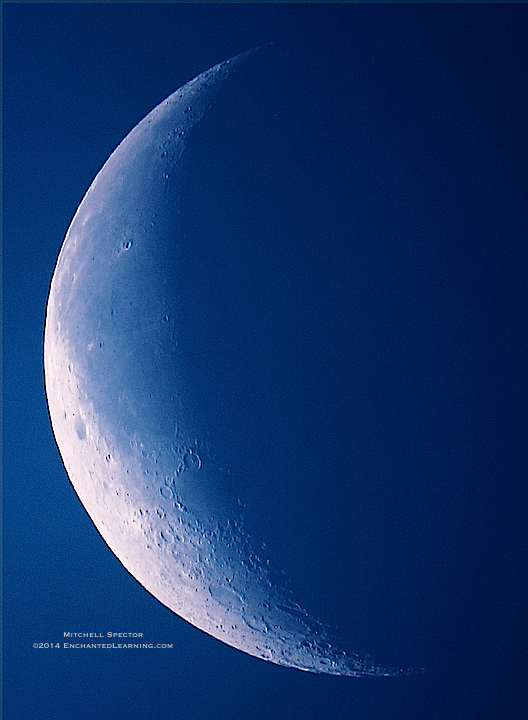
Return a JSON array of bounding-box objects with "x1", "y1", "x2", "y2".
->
[{"x1": 44, "y1": 49, "x2": 402, "y2": 676}]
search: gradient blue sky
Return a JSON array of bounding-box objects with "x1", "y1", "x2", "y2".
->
[{"x1": 3, "y1": 4, "x2": 527, "y2": 719}]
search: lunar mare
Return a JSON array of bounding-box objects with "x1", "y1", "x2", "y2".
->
[{"x1": 44, "y1": 50, "x2": 402, "y2": 676}]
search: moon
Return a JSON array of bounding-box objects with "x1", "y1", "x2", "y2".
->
[{"x1": 44, "y1": 49, "x2": 402, "y2": 676}]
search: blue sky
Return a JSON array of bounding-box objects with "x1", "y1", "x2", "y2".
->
[{"x1": 3, "y1": 4, "x2": 527, "y2": 719}]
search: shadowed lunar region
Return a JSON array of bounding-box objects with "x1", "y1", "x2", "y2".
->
[{"x1": 44, "y1": 49, "x2": 411, "y2": 676}]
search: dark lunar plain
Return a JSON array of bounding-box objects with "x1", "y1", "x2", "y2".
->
[{"x1": 3, "y1": 4, "x2": 527, "y2": 720}]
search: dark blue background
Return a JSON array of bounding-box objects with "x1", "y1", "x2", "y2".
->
[{"x1": 3, "y1": 4, "x2": 527, "y2": 719}]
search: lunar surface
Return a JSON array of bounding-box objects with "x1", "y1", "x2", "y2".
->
[{"x1": 44, "y1": 49, "x2": 404, "y2": 675}]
